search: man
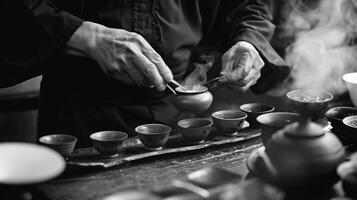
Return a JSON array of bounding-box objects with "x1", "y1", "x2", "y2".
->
[{"x1": 19, "y1": 0, "x2": 288, "y2": 147}]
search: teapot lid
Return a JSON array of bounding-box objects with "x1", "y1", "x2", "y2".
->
[{"x1": 284, "y1": 120, "x2": 325, "y2": 138}]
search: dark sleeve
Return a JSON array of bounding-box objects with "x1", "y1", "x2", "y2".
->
[
  {"x1": 201, "y1": 0, "x2": 290, "y2": 94},
  {"x1": 0, "y1": 0, "x2": 83, "y2": 88},
  {"x1": 23, "y1": 0, "x2": 84, "y2": 55}
]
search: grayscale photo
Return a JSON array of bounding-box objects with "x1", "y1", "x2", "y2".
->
[{"x1": 0, "y1": 0, "x2": 357, "y2": 199}]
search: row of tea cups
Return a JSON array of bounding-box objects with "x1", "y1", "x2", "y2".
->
[
  {"x1": 38, "y1": 103, "x2": 277, "y2": 157},
  {"x1": 137, "y1": 103, "x2": 278, "y2": 150}
]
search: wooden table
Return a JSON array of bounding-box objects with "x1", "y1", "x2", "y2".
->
[{"x1": 36, "y1": 138, "x2": 262, "y2": 200}]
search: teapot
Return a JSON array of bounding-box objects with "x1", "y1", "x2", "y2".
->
[
  {"x1": 259, "y1": 90, "x2": 346, "y2": 190},
  {"x1": 171, "y1": 86, "x2": 213, "y2": 113},
  {"x1": 264, "y1": 120, "x2": 345, "y2": 189}
]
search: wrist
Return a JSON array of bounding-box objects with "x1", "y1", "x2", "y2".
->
[
  {"x1": 67, "y1": 21, "x2": 106, "y2": 57},
  {"x1": 235, "y1": 41, "x2": 256, "y2": 51}
]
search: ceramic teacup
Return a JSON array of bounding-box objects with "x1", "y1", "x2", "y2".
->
[
  {"x1": 90, "y1": 131, "x2": 128, "y2": 157},
  {"x1": 240, "y1": 103, "x2": 275, "y2": 127},
  {"x1": 211, "y1": 110, "x2": 247, "y2": 136},
  {"x1": 177, "y1": 118, "x2": 213, "y2": 144},
  {"x1": 135, "y1": 124, "x2": 171, "y2": 151},
  {"x1": 39, "y1": 134, "x2": 77, "y2": 156}
]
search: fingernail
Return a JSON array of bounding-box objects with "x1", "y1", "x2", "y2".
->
[{"x1": 157, "y1": 84, "x2": 166, "y2": 92}]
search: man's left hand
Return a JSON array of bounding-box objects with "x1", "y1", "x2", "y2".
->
[{"x1": 219, "y1": 41, "x2": 264, "y2": 92}]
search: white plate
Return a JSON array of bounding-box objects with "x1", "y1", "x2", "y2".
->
[{"x1": 0, "y1": 142, "x2": 65, "y2": 185}]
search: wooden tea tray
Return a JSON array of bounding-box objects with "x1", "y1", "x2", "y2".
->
[{"x1": 66, "y1": 125, "x2": 260, "y2": 168}]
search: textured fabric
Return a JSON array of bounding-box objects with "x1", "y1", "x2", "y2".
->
[{"x1": 3, "y1": 0, "x2": 289, "y2": 146}]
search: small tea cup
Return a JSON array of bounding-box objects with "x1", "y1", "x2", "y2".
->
[
  {"x1": 211, "y1": 110, "x2": 247, "y2": 136},
  {"x1": 257, "y1": 112, "x2": 300, "y2": 146},
  {"x1": 177, "y1": 118, "x2": 213, "y2": 144},
  {"x1": 90, "y1": 131, "x2": 128, "y2": 157},
  {"x1": 325, "y1": 107, "x2": 357, "y2": 130},
  {"x1": 240, "y1": 103, "x2": 275, "y2": 127},
  {"x1": 39, "y1": 134, "x2": 77, "y2": 156},
  {"x1": 325, "y1": 107, "x2": 357, "y2": 144},
  {"x1": 135, "y1": 124, "x2": 171, "y2": 151},
  {"x1": 343, "y1": 115, "x2": 357, "y2": 135}
]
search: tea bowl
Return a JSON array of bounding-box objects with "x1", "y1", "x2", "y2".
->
[
  {"x1": 343, "y1": 115, "x2": 357, "y2": 134},
  {"x1": 286, "y1": 89, "x2": 333, "y2": 120},
  {"x1": 325, "y1": 107, "x2": 357, "y2": 130},
  {"x1": 135, "y1": 124, "x2": 171, "y2": 151},
  {"x1": 325, "y1": 107, "x2": 357, "y2": 144},
  {"x1": 211, "y1": 110, "x2": 247, "y2": 136},
  {"x1": 256, "y1": 112, "x2": 300, "y2": 146},
  {"x1": 177, "y1": 118, "x2": 213, "y2": 144},
  {"x1": 240, "y1": 103, "x2": 275, "y2": 127},
  {"x1": 39, "y1": 134, "x2": 77, "y2": 156},
  {"x1": 343, "y1": 72, "x2": 357, "y2": 107},
  {"x1": 90, "y1": 131, "x2": 128, "y2": 157}
]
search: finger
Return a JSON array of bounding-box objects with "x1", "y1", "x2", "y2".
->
[
  {"x1": 133, "y1": 52, "x2": 166, "y2": 91},
  {"x1": 235, "y1": 67, "x2": 261, "y2": 88},
  {"x1": 240, "y1": 55, "x2": 263, "y2": 87},
  {"x1": 119, "y1": 60, "x2": 146, "y2": 86},
  {"x1": 135, "y1": 35, "x2": 173, "y2": 82},
  {"x1": 105, "y1": 60, "x2": 137, "y2": 85},
  {"x1": 219, "y1": 51, "x2": 235, "y2": 82},
  {"x1": 256, "y1": 56, "x2": 265, "y2": 70},
  {"x1": 221, "y1": 50, "x2": 235, "y2": 73},
  {"x1": 221, "y1": 55, "x2": 252, "y2": 83},
  {"x1": 142, "y1": 48, "x2": 173, "y2": 82},
  {"x1": 96, "y1": 51, "x2": 118, "y2": 76},
  {"x1": 240, "y1": 74, "x2": 259, "y2": 92},
  {"x1": 234, "y1": 51, "x2": 252, "y2": 77},
  {"x1": 225, "y1": 70, "x2": 260, "y2": 93}
]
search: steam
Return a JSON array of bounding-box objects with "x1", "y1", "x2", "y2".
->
[
  {"x1": 281, "y1": 0, "x2": 357, "y2": 95},
  {"x1": 182, "y1": 55, "x2": 214, "y2": 91}
]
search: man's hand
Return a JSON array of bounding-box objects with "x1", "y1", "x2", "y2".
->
[
  {"x1": 66, "y1": 22, "x2": 173, "y2": 91},
  {"x1": 219, "y1": 41, "x2": 265, "y2": 92}
]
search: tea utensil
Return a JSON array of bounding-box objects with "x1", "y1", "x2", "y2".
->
[
  {"x1": 166, "y1": 80, "x2": 186, "y2": 95},
  {"x1": 203, "y1": 76, "x2": 222, "y2": 89},
  {"x1": 166, "y1": 83, "x2": 177, "y2": 95}
]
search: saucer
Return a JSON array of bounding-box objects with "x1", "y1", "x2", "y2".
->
[{"x1": 220, "y1": 131, "x2": 239, "y2": 136}]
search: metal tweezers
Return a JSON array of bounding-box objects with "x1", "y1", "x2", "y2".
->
[
  {"x1": 166, "y1": 80, "x2": 184, "y2": 95},
  {"x1": 203, "y1": 76, "x2": 222, "y2": 88}
]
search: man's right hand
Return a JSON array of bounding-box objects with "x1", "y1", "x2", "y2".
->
[{"x1": 66, "y1": 21, "x2": 173, "y2": 91}]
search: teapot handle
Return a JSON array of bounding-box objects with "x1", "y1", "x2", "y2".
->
[{"x1": 256, "y1": 150, "x2": 279, "y2": 178}]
